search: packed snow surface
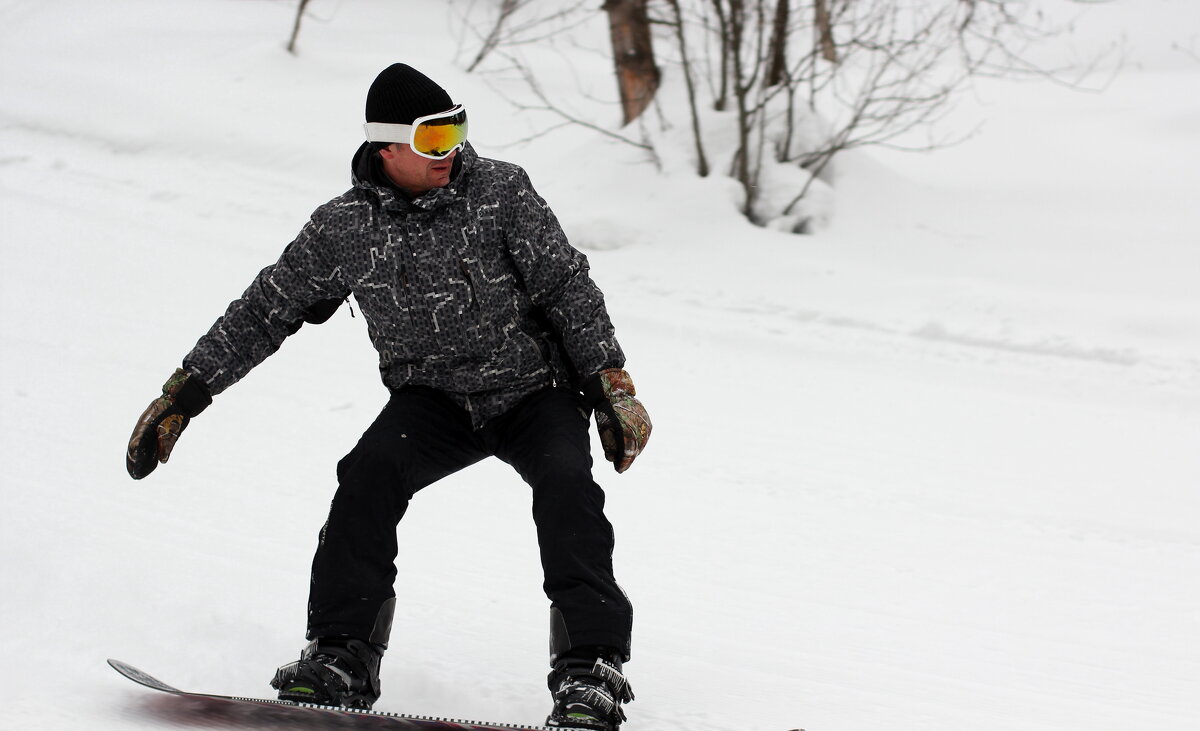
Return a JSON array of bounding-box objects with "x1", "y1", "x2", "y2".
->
[{"x1": 2, "y1": 1, "x2": 1198, "y2": 729}]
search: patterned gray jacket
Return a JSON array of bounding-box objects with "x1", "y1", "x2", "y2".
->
[{"x1": 182, "y1": 142, "x2": 624, "y2": 427}]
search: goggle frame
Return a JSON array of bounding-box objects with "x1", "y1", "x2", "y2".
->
[{"x1": 363, "y1": 104, "x2": 469, "y2": 160}]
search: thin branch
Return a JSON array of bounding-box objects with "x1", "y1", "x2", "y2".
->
[
  {"x1": 499, "y1": 54, "x2": 659, "y2": 161},
  {"x1": 286, "y1": 0, "x2": 313, "y2": 55}
]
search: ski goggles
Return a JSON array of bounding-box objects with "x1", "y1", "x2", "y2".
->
[{"x1": 363, "y1": 104, "x2": 468, "y2": 160}]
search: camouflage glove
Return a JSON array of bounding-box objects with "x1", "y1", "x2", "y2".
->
[
  {"x1": 126, "y1": 368, "x2": 212, "y2": 480},
  {"x1": 583, "y1": 368, "x2": 652, "y2": 473}
]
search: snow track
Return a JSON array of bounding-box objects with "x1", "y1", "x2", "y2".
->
[{"x1": 2, "y1": 1, "x2": 1198, "y2": 730}]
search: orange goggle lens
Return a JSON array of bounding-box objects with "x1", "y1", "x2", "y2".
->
[{"x1": 412, "y1": 109, "x2": 468, "y2": 159}]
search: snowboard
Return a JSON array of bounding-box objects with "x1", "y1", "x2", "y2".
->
[{"x1": 108, "y1": 658, "x2": 565, "y2": 730}]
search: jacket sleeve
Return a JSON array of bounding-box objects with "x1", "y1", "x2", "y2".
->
[
  {"x1": 505, "y1": 168, "x2": 625, "y2": 385},
  {"x1": 182, "y1": 214, "x2": 349, "y2": 396}
]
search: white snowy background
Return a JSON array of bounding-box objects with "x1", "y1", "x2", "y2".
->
[{"x1": 2, "y1": 1, "x2": 1198, "y2": 729}]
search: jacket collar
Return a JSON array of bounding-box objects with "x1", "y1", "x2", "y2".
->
[{"x1": 350, "y1": 142, "x2": 476, "y2": 212}]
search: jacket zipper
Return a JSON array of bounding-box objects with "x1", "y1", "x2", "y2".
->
[{"x1": 457, "y1": 260, "x2": 478, "y2": 309}]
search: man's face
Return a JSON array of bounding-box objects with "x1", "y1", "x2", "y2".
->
[{"x1": 379, "y1": 144, "x2": 456, "y2": 197}]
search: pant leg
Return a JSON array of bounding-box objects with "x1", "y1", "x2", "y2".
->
[
  {"x1": 307, "y1": 387, "x2": 487, "y2": 644},
  {"x1": 484, "y1": 387, "x2": 633, "y2": 660}
]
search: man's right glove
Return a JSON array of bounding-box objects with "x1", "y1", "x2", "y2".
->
[
  {"x1": 126, "y1": 368, "x2": 212, "y2": 480},
  {"x1": 583, "y1": 368, "x2": 652, "y2": 474}
]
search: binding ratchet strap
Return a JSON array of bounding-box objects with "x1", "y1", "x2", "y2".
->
[{"x1": 364, "y1": 104, "x2": 468, "y2": 160}]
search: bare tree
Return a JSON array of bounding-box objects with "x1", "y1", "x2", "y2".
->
[
  {"x1": 455, "y1": 1, "x2": 596, "y2": 72},
  {"x1": 1173, "y1": 36, "x2": 1200, "y2": 64},
  {"x1": 765, "y1": 0, "x2": 791, "y2": 87},
  {"x1": 503, "y1": 58, "x2": 659, "y2": 160},
  {"x1": 603, "y1": 0, "x2": 661, "y2": 124},
  {"x1": 466, "y1": 0, "x2": 522, "y2": 72},
  {"x1": 664, "y1": 0, "x2": 711, "y2": 176},
  {"x1": 660, "y1": 0, "x2": 1113, "y2": 228},
  {"x1": 813, "y1": 0, "x2": 837, "y2": 64},
  {"x1": 453, "y1": 0, "x2": 1114, "y2": 231},
  {"x1": 286, "y1": 0, "x2": 313, "y2": 55},
  {"x1": 461, "y1": 1, "x2": 660, "y2": 128}
]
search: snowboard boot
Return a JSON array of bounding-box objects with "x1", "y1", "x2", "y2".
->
[
  {"x1": 546, "y1": 648, "x2": 634, "y2": 730},
  {"x1": 270, "y1": 637, "x2": 383, "y2": 709}
]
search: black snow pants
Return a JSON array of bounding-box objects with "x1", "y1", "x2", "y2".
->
[{"x1": 305, "y1": 385, "x2": 632, "y2": 660}]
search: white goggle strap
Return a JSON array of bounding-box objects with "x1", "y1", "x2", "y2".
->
[
  {"x1": 363, "y1": 122, "x2": 414, "y2": 145},
  {"x1": 363, "y1": 104, "x2": 467, "y2": 145}
]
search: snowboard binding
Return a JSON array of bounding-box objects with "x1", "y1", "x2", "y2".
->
[
  {"x1": 271, "y1": 637, "x2": 383, "y2": 710},
  {"x1": 545, "y1": 652, "x2": 634, "y2": 730}
]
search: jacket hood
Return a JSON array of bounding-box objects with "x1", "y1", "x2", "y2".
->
[{"x1": 350, "y1": 141, "x2": 475, "y2": 211}]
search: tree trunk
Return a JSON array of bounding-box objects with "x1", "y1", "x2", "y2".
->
[
  {"x1": 814, "y1": 0, "x2": 838, "y2": 64},
  {"x1": 709, "y1": 0, "x2": 730, "y2": 111},
  {"x1": 603, "y1": 0, "x2": 660, "y2": 125},
  {"x1": 725, "y1": 0, "x2": 756, "y2": 216},
  {"x1": 665, "y1": 0, "x2": 710, "y2": 176},
  {"x1": 765, "y1": 0, "x2": 790, "y2": 87}
]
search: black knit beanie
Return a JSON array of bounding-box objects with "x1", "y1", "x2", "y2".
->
[{"x1": 365, "y1": 63, "x2": 453, "y2": 124}]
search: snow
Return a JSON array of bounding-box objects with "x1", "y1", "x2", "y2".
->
[{"x1": 2, "y1": 0, "x2": 1199, "y2": 729}]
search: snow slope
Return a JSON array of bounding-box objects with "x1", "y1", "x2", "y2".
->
[{"x1": 1, "y1": 1, "x2": 1198, "y2": 729}]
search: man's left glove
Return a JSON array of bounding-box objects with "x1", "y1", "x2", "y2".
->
[
  {"x1": 126, "y1": 368, "x2": 212, "y2": 480},
  {"x1": 584, "y1": 368, "x2": 652, "y2": 474}
]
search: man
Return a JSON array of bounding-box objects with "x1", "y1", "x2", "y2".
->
[{"x1": 125, "y1": 63, "x2": 650, "y2": 731}]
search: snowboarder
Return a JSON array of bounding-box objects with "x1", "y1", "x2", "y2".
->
[{"x1": 125, "y1": 63, "x2": 650, "y2": 731}]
